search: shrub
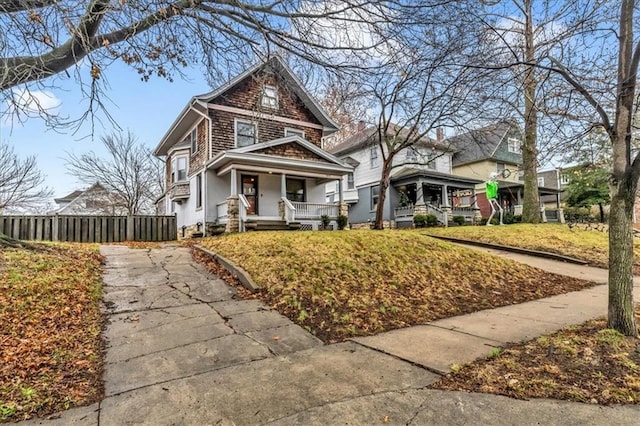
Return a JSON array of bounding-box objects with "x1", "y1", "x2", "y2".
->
[
  {"x1": 336, "y1": 215, "x2": 348, "y2": 230},
  {"x1": 425, "y1": 214, "x2": 438, "y2": 227},
  {"x1": 480, "y1": 217, "x2": 500, "y2": 226},
  {"x1": 563, "y1": 207, "x2": 596, "y2": 223},
  {"x1": 452, "y1": 215, "x2": 466, "y2": 226},
  {"x1": 320, "y1": 214, "x2": 331, "y2": 230},
  {"x1": 413, "y1": 214, "x2": 428, "y2": 228}
]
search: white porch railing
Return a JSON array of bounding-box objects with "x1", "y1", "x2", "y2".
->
[
  {"x1": 291, "y1": 202, "x2": 339, "y2": 219},
  {"x1": 282, "y1": 197, "x2": 296, "y2": 224},
  {"x1": 216, "y1": 201, "x2": 228, "y2": 223},
  {"x1": 238, "y1": 194, "x2": 249, "y2": 232},
  {"x1": 426, "y1": 204, "x2": 446, "y2": 225}
]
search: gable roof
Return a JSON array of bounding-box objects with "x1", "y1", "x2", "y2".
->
[
  {"x1": 450, "y1": 121, "x2": 523, "y2": 166},
  {"x1": 329, "y1": 124, "x2": 451, "y2": 157},
  {"x1": 54, "y1": 189, "x2": 84, "y2": 204},
  {"x1": 154, "y1": 55, "x2": 339, "y2": 156}
]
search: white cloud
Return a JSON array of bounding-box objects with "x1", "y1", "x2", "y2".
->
[{"x1": 2, "y1": 89, "x2": 61, "y2": 128}]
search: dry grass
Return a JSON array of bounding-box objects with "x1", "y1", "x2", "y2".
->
[
  {"x1": 0, "y1": 244, "x2": 104, "y2": 422},
  {"x1": 427, "y1": 223, "x2": 640, "y2": 272},
  {"x1": 197, "y1": 230, "x2": 597, "y2": 342},
  {"x1": 433, "y1": 306, "x2": 640, "y2": 405}
]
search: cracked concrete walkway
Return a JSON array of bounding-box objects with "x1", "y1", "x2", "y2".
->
[{"x1": 23, "y1": 244, "x2": 640, "y2": 425}]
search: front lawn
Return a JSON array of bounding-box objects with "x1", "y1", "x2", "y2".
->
[
  {"x1": 196, "y1": 230, "x2": 597, "y2": 342},
  {"x1": 427, "y1": 223, "x2": 640, "y2": 273},
  {"x1": 0, "y1": 244, "x2": 104, "y2": 422},
  {"x1": 433, "y1": 306, "x2": 640, "y2": 405}
]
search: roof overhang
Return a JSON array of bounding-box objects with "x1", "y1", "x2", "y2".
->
[
  {"x1": 154, "y1": 99, "x2": 207, "y2": 157},
  {"x1": 498, "y1": 181, "x2": 563, "y2": 196},
  {"x1": 391, "y1": 168, "x2": 483, "y2": 187}
]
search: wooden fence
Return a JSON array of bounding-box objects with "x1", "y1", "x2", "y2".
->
[{"x1": 0, "y1": 215, "x2": 177, "y2": 243}]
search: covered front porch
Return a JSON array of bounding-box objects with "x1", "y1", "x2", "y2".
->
[
  {"x1": 206, "y1": 137, "x2": 353, "y2": 232},
  {"x1": 494, "y1": 181, "x2": 565, "y2": 223},
  {"x1": 391, "y1": 169, "x2": 483, "y2": 227}
]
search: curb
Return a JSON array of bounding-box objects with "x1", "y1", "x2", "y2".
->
[
  {"x1": 425, "y1": 235, "x2": 589, "y2": 265},
  {"x1": 193, "y1": 245, "x2": 258, "y2": 292}
]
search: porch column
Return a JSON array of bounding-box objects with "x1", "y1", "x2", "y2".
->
[
  {"x1": 338, "y1": 178, "x2": 344, "y2": 204},
  {"x1": 281, "y1": 173, "x2": 287, "y2": 198},
  {"x1": 415, "y1": 179, "x2": 425, "y2": 205},
  {"x1": 441, "y1": 184, "x2": 449, "y2": 207},
  {"x1": 230, "y1": 169, "x2": 237, "y2": 196},
  {"x1": 517, "y1": 188, "x2": 522, "y2": 204}
]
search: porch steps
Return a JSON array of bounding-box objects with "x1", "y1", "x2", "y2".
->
[{"x1": 245, "y1": 220, "x2": 302, "y2": 231}]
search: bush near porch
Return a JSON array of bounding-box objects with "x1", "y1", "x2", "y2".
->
[
  {"x1": 196, "y1": 230, "x2": 597, "y2": 343},
  {"x1": 426, "y1": 223, "x2": 640, "y2": 274}
]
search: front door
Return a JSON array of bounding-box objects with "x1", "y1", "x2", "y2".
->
[{"x1": 242, "y1": 175, "x2": 258, "y2": 215}]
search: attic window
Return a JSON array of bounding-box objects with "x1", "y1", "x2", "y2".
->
[
  {"x1": 261, "y1": 85, "x2": 278, "y2": 109},
  {"x1": 507, "y1": 138, "x2": 521, "y2": 153}
]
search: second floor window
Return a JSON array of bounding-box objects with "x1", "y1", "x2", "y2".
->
[
  {"x1": 347, "y1": 173, "x2": 355, "y2": 190},
  {"x1": 426, "y1": 153, "x2": 437, "y2": 170},
  {"x1": 507, "y1": 138, "x2": 521, "y2": 153},
  {"x1": 370, "y1": 147, "x2": 379, "y2": 168},
  {"x1": 261, "y1": 85, "x2": 278, "y2": 109},
  {"x1": 537, "y1": 177, "x2": 545, "y2": 187},
  {"x1": 560, "y1": 174, "x2": 570, "y2": 185},
  {"x1": 405, "y1": 147, "x2": 418, "y2": 163},
  {"x1": 189, "y1": 128, "x2": 197, "y2": 154},
  {"x1": 236, "y1": 120, "x2": 257, "y2": 147},
  {"x1": 172, "y1": 157, "x2": 187, "y2": 183}
]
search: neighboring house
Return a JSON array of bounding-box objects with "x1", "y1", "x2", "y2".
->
[
  {"x1": 450, "y1": 121, "x2": 563, "y2": 220},
  {"x1": 53, "y1": 183, "x2": 128, "y2": 215},
  {"x1": 154, "y1": 56, "x2": 352, "y2": 236},
  {"x1": 538, "y1": 167, "x2": 571, "y2": 210},
  {"x1": 327, "y1": 126, "x2": 483, "y2": 227}
]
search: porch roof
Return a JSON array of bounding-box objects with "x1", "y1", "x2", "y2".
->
[
  {"x1": 391, "y1": 167, "x2": 483, "y2": 188},
  {"x1": 497, "y1": 180, "x2": 563, "y2": 196}
]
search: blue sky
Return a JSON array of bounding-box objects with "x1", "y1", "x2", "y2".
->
[{"x1": 0, "y1": 62, "x2": 211, "y2": 201}]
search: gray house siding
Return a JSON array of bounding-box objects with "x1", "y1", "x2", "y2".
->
[{"x1": 348, "y1": 184, "x2": 393, "y2": 225}]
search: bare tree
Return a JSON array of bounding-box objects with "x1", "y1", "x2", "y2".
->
[
  {"x1": 65, "y1": 131, "x2": 163, "y2": 215},
  {"x1": 0, "y1": 1, "x2": 453, "y2": 128},
  {"x1": 0, "y1": 143, "x2": 52, "y2": 213}
]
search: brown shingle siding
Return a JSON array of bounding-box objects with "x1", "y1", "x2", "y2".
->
[
  {"x1": 253, "y1": 142, "x2": 328, "y2": 162},
  {"x1": 189, "y1": 119, "x2": 208, "y2": 176}
]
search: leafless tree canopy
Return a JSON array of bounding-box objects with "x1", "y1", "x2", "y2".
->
[
  {"x1": 64, "y1": 131, "x2": 163, "y2": 215},
  {"x1": 0, "y1": 143, "x2": 52, "y2": 212},
  {"x1": 0, "y1": 0, "x2": 454, "y2": 127}
]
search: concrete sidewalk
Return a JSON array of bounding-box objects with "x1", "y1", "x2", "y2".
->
[{"x1": 23, "y1": 244, "x2": 640, "y2": 425}]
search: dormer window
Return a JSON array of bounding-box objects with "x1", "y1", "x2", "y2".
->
[
  {"x1": 507, "y1": 138, "x2": 521, "y2": 153},
  {"x1": 261, "y1": 85, "x2": 278, "y2": 109}
]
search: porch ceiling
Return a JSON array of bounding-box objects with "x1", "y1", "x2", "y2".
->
[
  {"x1": 498, "y1": 180, "x2": 563, "y2": 196},
  {"x1": 391, "y1": 169, "x2": 483, "y2": 188},
  {"x1": 208, "y1": 152, "x2": 351, "y2": 180}
]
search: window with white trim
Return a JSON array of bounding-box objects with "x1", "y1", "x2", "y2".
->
[
  {"x1": 261, "y1": 85, "x2": 278, "y2": 109},
  {"x1": 188, "y1": 127, "x2": 197, "y2": 154},
  {"x1": 172, "y1": 157, "x2": 187, "y2": 182},
  {"x1": 507, "y1": 138, "x2": 521, "y2": 153},
  {"x1": 285, "y1": 128, "x2": 305, "y2": 138},
  {"x1": 196, "y1": 173, "x2": 203, "y2": 209},
  {"x1": 347, "y1": 173, "x2": 355, "y2": 190},
  {"x1": 371, "y1": 185, "x2": 380, "y2": 211},
  {"x1": 426, "y1": 153, "x2": 436, "y2": 170},
  {"x1": 370, "y1": 147, "x2": 379, "y2": 168},
  {"x1": 537, "y1": 177, "x2": 545, "y2": 187},
  {"x1": 560, "y1": 174, "x2": 570, "y2": 185},
  {"x1": 235, "y1": 120, "x2": 257, "y2": 147},
  {"x1": 405, "y1": 147, "x2": 418, "y2": 163}
]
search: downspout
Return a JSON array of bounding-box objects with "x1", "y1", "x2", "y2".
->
[{"x1": 189, "y1": 100, "x2": 213, "y2": 234}]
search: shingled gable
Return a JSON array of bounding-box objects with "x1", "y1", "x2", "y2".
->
[
  {"x1": 154, "y1": 55, "x2": 339, "y2": 156},
  {"x1": 207, "y1": 135, "x2": 353, "y2": 171}
]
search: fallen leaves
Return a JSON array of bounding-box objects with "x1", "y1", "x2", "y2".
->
[
  {"x1": 433, "y1": 306, "x2": 640, "y2": 405},
  {"x1": 0, "y1": 243, "x2": 104, "y2": 422},
  {"x1": 196, "y1": 230, "x2": 597, "y2": 343}
]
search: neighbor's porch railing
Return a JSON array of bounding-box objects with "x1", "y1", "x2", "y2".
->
[{"x1": 291, "y1": 202, "x2": 339, "y2": 219}]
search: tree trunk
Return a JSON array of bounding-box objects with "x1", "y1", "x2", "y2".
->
[
  {"x1": 374, "y1": 156, "x2": 393, "y2": 230},
  {"x1": 607, "y1": 179, "x2": 638, "y2": 336},
  {"x1": 521, "y1": 0, "x2": 540, "y2": 224}
]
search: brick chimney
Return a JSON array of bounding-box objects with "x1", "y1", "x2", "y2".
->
[
  {"x1": 436, "y1": 128, "x2": 444, "y2": 144},
  {"x1": 357, "y1": 120, "x2": 367, "y2": 132}
]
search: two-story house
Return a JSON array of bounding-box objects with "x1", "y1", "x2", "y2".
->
[
  {"x1": 450, "y1": 121, "x2": 563, "y2": 220},
  {"x1": 327, "y1": 126, "x2": 483, "y2": 227},
  {"x1": 154, "y1": 56, "x2": 353, "y2": 236},
  {"x1": 53, "y1": 183, "x2": 129, "y2": 215}
]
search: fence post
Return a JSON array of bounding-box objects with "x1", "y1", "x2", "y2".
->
[
  {"x1": 127, "y1": 215, "x2": 134, "y2": 241},
  {"x1": 52, "y1": 214, "x2": 59, "y2": 242}
]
